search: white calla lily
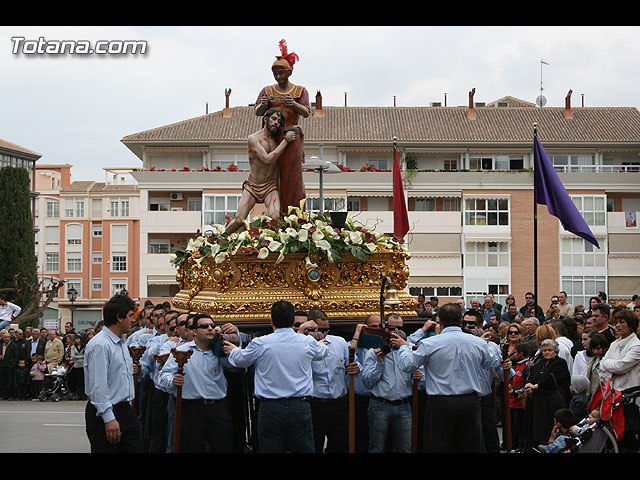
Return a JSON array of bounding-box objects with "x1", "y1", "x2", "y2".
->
[
  {"x1": 349, "y1": 231, "x2": 363, "y2": 245},
  {"x1": 297, "y1": 229, "x2": 309, "y2": 242},
  {"x1": 258, "y1": 247, "x2": 269, "y2": 259},
  {"x1": 267, "y1": 240, "x2": 282, "y2": 252},
  {"x1": 315, "y1": 239, "x2": 331, "y2": 251}
]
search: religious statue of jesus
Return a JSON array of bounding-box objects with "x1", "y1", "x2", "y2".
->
[{"x1": 254, "y1": 39, "x2": 310, "y2": 214}]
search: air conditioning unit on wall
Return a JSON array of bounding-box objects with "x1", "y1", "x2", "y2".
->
[{"x1": 170, "y1": 193, "x2": 183, "y2": 201}]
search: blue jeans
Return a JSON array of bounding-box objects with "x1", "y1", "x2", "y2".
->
[
  {"x1": 257, "y1": 398, "x2": 316, "y2": 453},
  {"x1": 367, "y1": 397, "x2": 412, "y2": 453},
  {"x1": 0, "y1": 319, "x2": 11, "y2": 330}
]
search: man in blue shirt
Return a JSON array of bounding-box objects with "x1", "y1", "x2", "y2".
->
[
  {"x1": 349, "y1": 314, "x2": 381, "y2": 452},
  {"x1": 223, "y1": 300, "x2": 328, "y2": 453},
  {"x1": 361, "y1": 313, "x2": 422, "y2": 453},
  {"x1": 306, "y1": 309, "x2": 359, "y2": 453},
  {"x1": 391, "y1": 302, "x2": 506, "y2": 453},
  {"x1": 158, "y1": 313, "x2": 234, "y2": 453},
  {"x1": 141, "y1": 310, "x2": 179, "y2": 453},
  {"x1": 84, "y1": 293, "x2": 142, "y2": 453}
]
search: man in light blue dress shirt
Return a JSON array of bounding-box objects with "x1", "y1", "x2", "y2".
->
[
  {"x1": 306, "y1": 309, "x2": 360, "y2": 453},
  {"x1": 349, "y1": 314, "x2": 381, "y2": 453},
  {"x1": 391, "y1": 302, "x2": 507, "y2": 453},
  {"x1": 84, "y1": 294, "x2": 142, "y2": 453},
  {"x1": 223, "y1": 300, "x2": 328, "y2": 453},
  {"x1": 141, "y1": 310, "x2": 179, "y2": 453},
  {"x1": 158, "y1": 313, "x2": 233, "y2": 453},
  {"x1": 361, "y1": 313, "x2": 422, "y2": 453}
]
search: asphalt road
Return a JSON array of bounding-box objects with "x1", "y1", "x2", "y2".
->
[{"x1": 0, "y1": 398, "x2": 90, "y2": 453}]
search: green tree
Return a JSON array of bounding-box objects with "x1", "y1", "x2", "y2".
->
[{"x1": 0, "y1": 167, "x2": 38, "y2": 311}]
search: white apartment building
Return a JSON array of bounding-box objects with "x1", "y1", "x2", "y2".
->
[{"x1": 121, "y1": 92, "x2": 640, "y2": 311}]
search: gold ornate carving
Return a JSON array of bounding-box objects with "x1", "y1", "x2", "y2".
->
[{"x1": 172, "y1": 250, "x2": 416, "y2": 324}]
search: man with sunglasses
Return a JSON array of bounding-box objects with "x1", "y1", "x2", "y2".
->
[
  {"x1": 158, "y1": 313, "x2": 234, "y2": 452},
  {"x1": 305, "y1": 309, "x2": 359, "y2": 453},
  {"x1": 156, "y1": 312, "x2": 192, "y2": 452},
  {"x1": 139, "y1": 310, "x2": 179, "y2": 452},
  {"x1": 293, "y1": 311, "x2": 308, "y2": 332}
]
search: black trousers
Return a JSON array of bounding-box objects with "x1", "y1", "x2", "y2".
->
[
  {"x1": 311, "y1": 396, "x2": 349, "y2": 453},
  {"x1": 149, "y1": 387, "x2": 169, "y2": 453},
  {"x1": 179, "y1": 398, "x2": 233, "y2": 453},
  {"x1": 354, "y1": 394, "x2": 370, "y2": 453},
  {"x1": 424, "y1": 394, "x2": 484, "y2": 453},
  {"x1": 85, "y1": 401, "x2": 143, "y2": 453},
  {"x1": 480, "y1": 394, "x2": 500, "y2": 453}
]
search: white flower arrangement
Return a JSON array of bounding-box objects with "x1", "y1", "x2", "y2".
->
[{"x1": 171, "y1": 199, "x2": 406, "y2": 269}]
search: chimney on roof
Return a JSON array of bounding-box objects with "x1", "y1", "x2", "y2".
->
[
  {"x1": 315, "y1": 90, "x2": 324, "y2": 116},
  {"x1": 467, "y1": 87, "x2": 477, "y2": 120},
  {"x1": 564, "y1": 89, "x2": 574, "y2": 119},
  {"x1": 223, "y1": 88, "x2": 232, "y2": 118}
]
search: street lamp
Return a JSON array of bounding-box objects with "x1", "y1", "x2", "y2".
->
[
  {"x1": 67, "y1": 287, "x2": 78, "y2": 330},
  {"x1": 305, "y1": 155, "x2": 341, "y2": 215}
]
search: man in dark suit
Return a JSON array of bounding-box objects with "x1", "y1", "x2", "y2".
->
[
  {"x1": 0, "y1": 330, "x2": 19, "y2": 399},
  {"x1": 36, "y1": 328, "x2": 48, "y2": 358}
]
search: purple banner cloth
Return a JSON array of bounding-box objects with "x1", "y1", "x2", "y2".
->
[{"x1": 534, "y1": 136, "x2": 599, "y2": 248}]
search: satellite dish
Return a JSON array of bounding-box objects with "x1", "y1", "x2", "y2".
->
[{"x1": 536, "y1": 95, "x2": 547, "y2": 107}]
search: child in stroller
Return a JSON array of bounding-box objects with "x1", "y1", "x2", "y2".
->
[
  {"x1": 538, "y1": 385, "x2": 640, "y2": 453},
  {"x1": 536, "y1": 408, "x2": 601, "y2": 453},
  {"x1": 38, "y1": 361, "x2": 70, "y2": 402}
]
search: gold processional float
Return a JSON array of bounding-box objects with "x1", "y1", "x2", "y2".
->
[{"x1": 170, "y1": 201, "x2": 417, "y2": 326}]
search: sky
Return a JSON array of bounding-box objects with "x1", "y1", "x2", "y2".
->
[{"x1": 2, "y1": 25, "x2": 640, "y2": 182}]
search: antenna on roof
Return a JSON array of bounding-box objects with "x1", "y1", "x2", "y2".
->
[{"x1": 537, "y1": 59, "x2": 549, "y2": 107}]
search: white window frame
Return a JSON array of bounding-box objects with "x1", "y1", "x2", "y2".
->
[
  {"x1": 111, "y1": 253, "x2": 127, "y2": 272},
  {"x1": 202, "y1": 194, "x2": 242, "y2": 227},
  {"x1": 149, "y1": 239, "x2": 171, "y2": 254},
  {"x1": 45, "y1": 252, "x2": 59, "y2": 272},
  {"x1": 45, "y1": 199, "x2": 59, "y2": 218},
  {"x1": 464, "y1": 198, "x2": 510, "y2": 226},
  {"x1": 66, "y1": 252, "x2": 82, "y2": 272}
]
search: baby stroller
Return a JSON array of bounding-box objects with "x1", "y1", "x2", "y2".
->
[
  {"x1": 568, "y1": 384, "x2": 640, "y2": 453},
  {"x1": 38, "y1": 369, "x2": 69, "y2": 402}
]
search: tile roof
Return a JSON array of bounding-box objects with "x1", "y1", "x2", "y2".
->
[
  {"x1": 61, "y1": 181, "x2": 138, "y2": 193},
  {"x1": 121, "y1": 102, "x2": 640, "y2": 147},
  {"x1": 0, "y1": 138, "x2": 42, "y2": 158}
]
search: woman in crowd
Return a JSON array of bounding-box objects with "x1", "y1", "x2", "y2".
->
[
  {"x1": 69, "y1": 334, "x2": 86, "y2": 400},
  {"x1": 586, "y1": 296, "x2": 600, "y2": 316},
  {"x1": 598, "y1": 310, "x2": 640, "y2": 390},
  {"x1": 598, "y1": 309, "x2": 640, "y2": 451},
  {"x1": 524, "y1": 339, "x2": 571, "y2": 450},
  {"x1": 573, "y1": 327, "x2": 596, "y2": 377},
  {"x1": 586, "y1": 332, "x2": 609, "y2": 398},
  {"x1": 506, "y1": 323, "x2": 525, "y2": 361},
  {"x1": 546, "y1": 304, "x2": 561, "y2": 323}
]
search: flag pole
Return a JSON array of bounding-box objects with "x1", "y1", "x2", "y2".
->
[{"x1": 533, "y1": 123, "x2": 539, "y2": 317}]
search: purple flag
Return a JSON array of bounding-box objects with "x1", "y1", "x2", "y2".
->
[{"x1": 534, "y1": 136, "x2": 599, "y2": 248}]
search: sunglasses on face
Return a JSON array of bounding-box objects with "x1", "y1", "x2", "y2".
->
[
  {"x1": 508, "y1": 331, "x2": 520, "y2": 335},
  {"x1": 196, "y1": 323, "x2": 215, "y2": 330}
]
